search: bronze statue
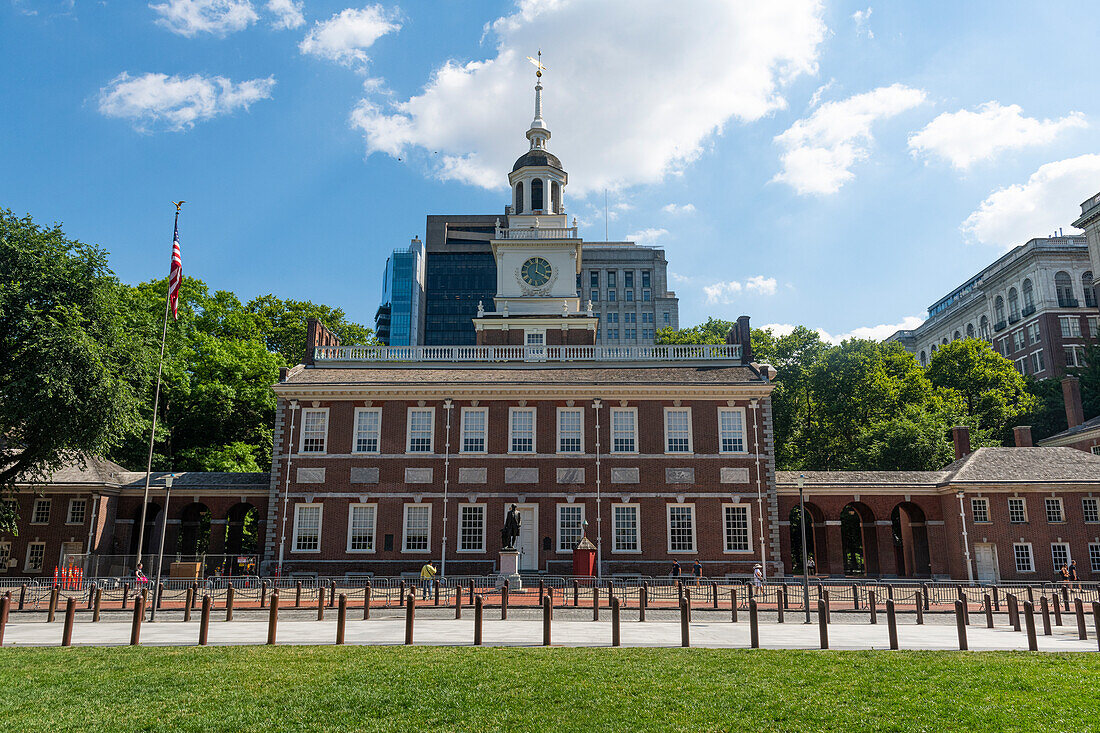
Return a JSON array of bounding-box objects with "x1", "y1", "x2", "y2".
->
[{"x1": 501, "y1": 504, "x2": 522, "y2": 549}]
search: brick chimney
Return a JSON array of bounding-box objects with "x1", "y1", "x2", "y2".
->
[
  {"x1": 1013, "y1": 425, "x2": 1033, "y2": 447},
  {"x1": 951, "y1": 425, "x2": 971, "y2": 460},
  {"x1": 304, "y1": 318, "x2": 341, "y2": 365},
  {"x1": 726, "y1": 315, "x2": 754, "y2": 364},
  {"x1": 1063, "y1": 376, "x2": 1084, "y2": 428}
]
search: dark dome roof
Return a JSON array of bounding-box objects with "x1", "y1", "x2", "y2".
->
[{"x1": 512, "y1": 149, "x2": 563, "y2": 172}]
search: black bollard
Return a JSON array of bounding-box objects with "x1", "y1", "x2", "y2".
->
[
  {"x1": 260, "y1": 580, "x2": 268, "y2": 609},
  {"x1": 62, "y1": 597, "x2": 76, "y2": 647},
  {"x1": 915, "y1": 591, "x2": 924, "y2": 625},
  {"x1": 364, "y1": 583, "x2": 372, "y2": 620},
  {"x1": 93, "y1": 586, "x2": 103, "y2": 623},
  {"x1": 0, "y1": 595, "x2": 8, "y2": 647},
  {"x1": 337, "y1": 594, "x2": 347, "y2": 645},
  {"x1": 329, "y1": 581, "x2": 336, "y2": 609},
  {"x1": 1024, "y1": 600, "x2": 1038, "y2": 651},
  {"x1": 992, "y1": 585, "x2": 1000, "y2": 611},
  {"x1": 852, "y1": 584, "x2": 859, "y2": 611},
  {"x1": 539, "y1": 580, "x2": 545, "y2": 606},
  {"x1": 400, "y1": 581, "x2": 406, "y2": 607},
  {"x1": 777, "y1": 592, "x2": 784, "y2": 624},
  {"x1": 818, "y1": 599, "x2": 828, "y2": 649},
  {"x1": 680, "y1": 597, "x2": 690, "y2": 648},
  {"x1": 295, "y1": 581, "x2": 302, "y2": 608},
  {"x1": 405, "y1": 593, "x2": 415, "y2": 645},
  {"x1": 433, "y1": 579, "x2": 440, "y2": 607},
  {"x1": 317, "y1": 587, "x2": 325, "y2": 621},
  {"x1": 823, "y1": 588, "x2": 831, "y2": 623},
  {"x1": 502, "y1": 581, "x2": 509, "y2": 621},
  {"x1": 455, "y1": 586, "x2": 463, "y2": 620},
  {"x1": 869, "y1": 589, "x2": 877, "y2": 624},
  {"x1": 711, "y1": 581, "x2": 719, "y2": 610},
  {"x1": 544, "y1": 596, "x2": 552, "y2": 647},
  {"x1": 130, "y1": 593, "x2": 145, "y2": 646},
  {"x1": 573, "y1": 580, "x2": 579, "y2": 607},
  {"x1": 122, "y1": 583, "x2": 129, "y2": 610},
  {"x1": 611, "y1": 596, "x2": 620, "y2": 647},
  {"x1": 731, "y1": 588, "x2": 738, "y2": 623},
  {"x1": 1040, "y1": 595, "x2": 1052, "y2": 635},
  {"x1": 199, "y1": 595, "x2": 211, "y2": 645},
  {"x1": 886, "y1": 599, "x2": 898, "y2": 650},
  {"x1": 469, "y1": 579, "x2": 475, "y2": 606},
  {"x1": 955, "y1": 599, "x2": 968, "y2": 651},
  {"x1": 48, "y1": 586, "x2": 58, "y2": 623},
  {"x1": 592, "y1": 583, "x2": 599, "y2": 621},
  {"x1": 184, "y1": 588, "x2": 194, "y2": 621},
  {"x1": 639, "y1": 586, "x2": 647, "y2": 622},
  {"x1": 984, "y1": 594, "x2": 993, "y2": 628},
  {"x1": 1092, "y1": 602, "x2": 1100, "y2": 652},
  {"x1": 474, "y1": 595, "x2": 483, "y2": 646},
  {"x1": 225, "y1": 586, "x2": 235, "y2": 622},
  {"x1": 1053, "y1": 594, "x2": 1063, "y2": 626},
  {"x1": 782, "y1": 585, "x2": 789, "y2": 611},
  {"x1": 268, "y1": 590, "x2": 279, "y2": 645},
  {"x1": 1075, "y1": 598, "x2": 1088, "y2": 641},
  {"x1": 749, "y1": 598, "x2": 759, "y2": 649}
]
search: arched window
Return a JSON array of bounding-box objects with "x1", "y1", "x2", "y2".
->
[
  {"x1": 931, "y1": 344, "x2": 937, "y2": 353},
  {"x1": 994, "y1": 295, "x2": 1005, "y2": 325},
  {"x1": 942, "y1": 337, "x2": 948, "y2": 345},
  {"x1": 1084, "y1": 271, "x2": 1096, "y2": 308},
  {"x1": 1055, "y1": 271, "x2": 1074, "y2": 307},
  {"x1": 514, "y1": 182, "x2": 524, "y2": 214},
  {"x1": 920, "y1": 351, "x2": 927, "y2": 366},
  {"x1": 1022, "y1": 278, "x2": 1034, "y2": 312},
  {"x1": 966, "y1": 323, "x2": 975, "y2": 338},
  {"x1": 953, "y1": 330, "x2": 961, "y2": 340},
  {"x1": 980, "y1": 315, "x2": 990, "y2": 341},
  {"x1": 551, "y1": 181, "x2": 561, "y2": 214},
  {"x1": 531, "y1": 178, "x2": 544, "y2": 211},
  {"x1": 1008, "y1": 288, "x2": 1019, "y2": 321}
]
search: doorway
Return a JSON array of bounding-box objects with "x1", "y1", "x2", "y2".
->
[
  {"x1": 513, "y1": 504, "x2": 538, "y2": 571},
  {"x1": 974, "y1": 543, "x2": 999, "y2": 582}
]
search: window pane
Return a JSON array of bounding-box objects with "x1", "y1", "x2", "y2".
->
[
  {"x1": 463, "y1": 409, "x2": 486, "y2": 452},
  {"x1": 408, "y1": 409, "x2": 433, "y2": 452},
  {"x1": 1008, "y1": 498, "x2": 1026, "y2": 523},
  {"x1": 67, "y1": 500, "x2": 86, "y2": 524},
  {"x1": 611, "y1": 409, "x2": 636, "y2": 452},
  {"x1": 971, "y1": 498, "x2": 989, "y2": 523},
  {"x1": 349, "y1": 505, "x2": 375, "y2": 551},
  {"x1": 613, "y1": 506, "x2": 638, "y2": 552},
  {"x1": 665, "y1": 409, "x2": 691, "y2": 452},
  {"x1": 355, "y1": 409, "x2": 380, "y2": 452},
  {"x1": 719, "y1": 409, "x2": 745, "y2": 452},
  {"x1": 1014, "y1": 544, "x2": 1032, "y2": 572},
  {"x1": 294, "y1": 505, "x2": 321, "y2": 551},
  {"x1": 558, "y1": 505, "x2": 584, "y2": 551},
  {"x1": 302, "y1": 409, "x2": 327, "y2": 452},
  {"x1": 459, "y1": 505, "x2": 485, "y2": 551},
  {"x1": 669, "y1": 506, "x2": 694, "y2": 551},
  {"x1": 1045, "y1": 498, "x2": 1063, "y2": 523},
  {"x1": 405, "y1": 506, "x2": 430, "y2": 551},
  {"x1": 511, "y1": 409, "x2": 535, "y2": 452},
  {"x1": 33, "y1": 499, "x2": 51, "y2": 524},
  {"x1": 724, "y1": 505, "x2": 749, "y2": 551},
  {"x1": 558, "y1": 409, "x2": 582, "y2": 452},
  {"x1": 1051, "y1": 543, "x2": 1070, "y2": 569},
  {"x1": 1083, "y1": 498, "x2": 1099, "y2": 523}
]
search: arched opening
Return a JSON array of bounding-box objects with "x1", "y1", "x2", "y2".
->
[
  {"x1": 919, "y1": 350, "x2": 927, "y2": 367},
  {"x1": 789, "y1": 502, "x2": 826, "y2": 574},
  {"x1": 1085, "y1": 271, "x2": 1096, "y2": 308},
  {"x1": 941, "y1": 337, "x2": 948, "y2": 345},
  {"x1": 530, "y1": 178, "x2": 544, "y2": 211},
  {"x1": 1008, "y1": 288, "x2": 1019, "y2": 320},
  {"x1": 891, "y1": 502, "x2": 931, "y2": 578},
  {"x1": 129, "y1": 503, "x2": 163, "y2": 556},
  {"x1": 840, "y1": 502, "x2": 880, "y2": 576},
  {"x1": 953, "y1": 330, "x2": 961, "y2": 341},
  {"x1": 994, "y1": 295, "x2": 1005, "y2": 325},
  {"x1": 1022, "y1": 278, "x2": 1034, "y2": 311},
  {"x1": 551, "y1": 180, "x2": 561, "y2": 213},
  {"x1": 178, "y1": 502, "x2": 212, "y2": 558},
  {"x1": 931, "y1": 344, "x2": 937, "y2": 353},
  {"x1": 224, "y1": 503, "x2": 259, "y2": 575},
  {"x1": 966, "y1": 323, "x2": 975, "y2": 339},
  {"x1": 1055, "y1": 271, "x2": 1074, "y2": 306},
  {"x1": 980, "y1": 315, "x2": 990, "y2": 341},
  {"x1": 514, "y1": 182, "x2": 524, "y2": 214}
]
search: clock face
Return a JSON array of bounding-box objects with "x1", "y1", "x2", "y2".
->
[{"x1": 521, "y1": 256, "x2": 552, "y2": 287}]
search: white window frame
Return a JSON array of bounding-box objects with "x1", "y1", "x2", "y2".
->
[
  {"x1": 611, "y1": 503, "x2": 640, "y2": 553},
  {"x1": 1031, "y1": 350, "x2": 1045, "y2": 374},
  {"x1": 722, "y1": 503, "x2": 752, "y2": 553},
  {"x1": 666, "y1": 503, "x2": 697, "y2": 553},
  {"x1": 1051, "y1": 542, "x2": 1071, "y2": 571},
  {"x1": 609, "y1": 407, "x2": 638, "y2": 454},
  {"x1": 1013, "y1": 542, "x2": 1034, "y2": 573},
  {"x1": 508, "y1": 407, "x2": 537, "y2": 454},
  {"x1": 1008, "y1": 497, "x2": 1028, "y2": 524},
  {"x1": 0, "y1": 541, "x2": 9, "y2": 572},
  {"x1": 460, "y1": 407, "x2": 488, "y2": 454},
  {"x1": 299, "y1": 407, "x2": 329, "y2": 454},
  {"x1": 292, "y1": 503, "x2": 322, "y2": 553},
  {"x1": 457, "y1": 503, "x2": 486, "y2": 553},
  {"x1": 351, "y1": 407, "x2": 382, "y2": 454},
  {"x1": 402, "y1": 503, "x2": 432, "y2": 553},
  {"x1": 24, "y1": 541, "x2": 46, "y2": 573},
  {"x1": 970, "y1": 497, "x2": 990, "y2": 524},
  {"x1": 557, "y1": 504, "x2": 585, "y2": 553},
  {"x1": 1045, "y1": 497, "x2": 1065, "y2": 524},
  {"x1": 346, "y1": 503, "x2": 377, "y2": 553},
  {"x1": 718, "y1": 407, "x2": 747, "y2": 454},
  {"x1": 1092, "y1": 446, "x2": 1100, "y2": 457},
  {"x1": 525, "y1": 329, "x2": 546, "y2": 346},
  {"x1": 663, "y1": 407, "x2": 694, "y2": 454},
  {"x1": 1083, "y1": 497, "x2": 1100, "y2": 523},
  {"x1": 66, "y1": 498, "x2": 87, "y2": 525},
  {"x1": 1089, "y1": 542, "x2": 1100, "y2": 573},
  {"x1": 1060, "y1": 316, "x2": 1081, "y2": 338},
  {"x1": 31, "y1": 498, "x2": 50, "y2": 525},
  {"x1": 556, "y1": 407, "x2": 584, "y2": 454},
  {"x1": 406, "y1": 407, "x2": 435, "y2": 454}
]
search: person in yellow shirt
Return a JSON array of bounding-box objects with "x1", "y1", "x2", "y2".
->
[{"x1": 420, "y1": 562, "x2": 437, "y2": 599}]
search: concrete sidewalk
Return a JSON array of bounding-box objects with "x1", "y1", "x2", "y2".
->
[{"x1": 2, "y1": 617, "x2": 1095, "y2": 651}]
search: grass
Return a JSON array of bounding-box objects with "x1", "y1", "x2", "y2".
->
[{"x1": 0, "y1": 646, "x2": 1098, "y2": 732}]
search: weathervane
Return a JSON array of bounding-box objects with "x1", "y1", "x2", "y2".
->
[
  {"x1": 526, "y1": 50, "x2": 547, "y2": 78},
  {"x1": 173, "y1": 200, "x2": 186, "y2": 213}
]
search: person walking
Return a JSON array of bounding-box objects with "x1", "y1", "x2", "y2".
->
[
  {"x1": 1069, "y1": 560, "x2": 1079, "y2": 590},
  {"x1": 670, "y1": 560, "x2": 681, "y2": 579},
  {"x1": 752, "y1": 563, "x2": 764, "y2": 590},
  {"x1": 806, "y1": 556, "x2": 816, "y2": 576},
  {"x1": 692, "y1": 559, "x2": 703, "y2": 586},
  {"x1": 420, "y1": 562, "x2": 437, "y2": 599},
  {"x1": 1058, "y1": 564, "x2": 1070, "y2": 584}
]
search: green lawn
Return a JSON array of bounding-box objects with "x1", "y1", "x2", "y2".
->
[{"x1": 1, "y1": 646, "x2": 1097, "y2": 732}]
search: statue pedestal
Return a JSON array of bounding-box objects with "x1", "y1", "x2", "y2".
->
[{"x1": 497, "y1": 549, "x2": 522, "y2": 589}]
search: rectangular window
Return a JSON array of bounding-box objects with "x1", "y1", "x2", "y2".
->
[
  {"x1": 971, "y1": 497, "x2": 990, "y2": 523},
  {"x1": 641, "y1": 312, "x2": 653, "y2": 323},
  {"x1": 526, "y1": 331, "x2": 545, "y2": 346},
  {"x1": 347, "y1": 504, "x2": 376, "y2": 552},
  {"x1": 625, "y1": 290, "x2": 634, "y2": 302},
  {"x1": 667, "y1": 504, "x2": 696, "y2": 552},
  {"x1": 624, "y1": 272, "x2": 634, "y2": 288},
  {"x1": 608, "y1": 290, "x2": 617, "y2": 302},
  {"x1": 1032, "y1": 350, "x2": 1045, "y2": 374},
  {"x1": 25, "y1": 542, "x2": 46, "y2": 573},
  {"x1": 590, "y1": 271, "x2": 599, "y2": 288},
  {"x1": 557, "y1": 504, "x2": 585, "y2": 552},
  {"x1": 1051, "y1": 542, "x2": 1071, "y2": 570},
  {"x1": 403, "y1": 504, "x2": 431, "y2": 552},
  {"x1": 1008, "y1": 497, "x2": 1027, "y2": 523},
  {"x1": 612, "y1": 504, "x2": 639, "y2": 552},
  {"x1": 723, "y1": 504, "x2": 751, "y2": 552},
  {"x1": 458, "y1": 504, "x2": 485, "y2": 552},
  {"x1": 607, "y1": 328, "x2": 619, "y2": 339},
  {"x1": 718, "y1": 407, "x2": 746, "y2": 453},
  {"x1": 1045, "y1": 497, "x2": 1064, "y2": 523},
  {"x1": 509, "y1": 407, "x2": 535, "y2": 453},
  {"x1": 1014, "y1": 357, "x2": 1027, "y2": 375},
  {"x1": 1012, "y1": 330, "x2": 1025, "y2": 351},
  {"x1": 1083, "y1": 497, "x2": 1100, "y2": 523},
  {"x1": 607, "y1": 271, "x2": 617, "y2": 287},
  {"x1": 1061, "y1": 316, "x2": 1082, "y2": 338},
  {"x1": 300, "y1": 408, "x2": 328, "y2": 453},
  {"x1": 461, "y1": 407, "x2": 487, "y2": 453},
  {"x1": 610, "y1": 408, "x2": 637, "y2": 453},
  {"x1": 353, "y1": 407, "x2": 381, "y2": 453},
  {"x1": 663, "y1": 312, "x2": 670, "y2": 324},
  {"x1": 591, "y1": 291, "x2": 599, "y2": 302},
  {"x1": 1065, "y1": 345, "x2": 1086, "y2": 368},
  {"x1": 293, "y1": 504, "x2": 322, "y2": 552},
  {"x1": 406, "y1": 407, "x2": 434, "y2": 453},
  {"x1": 1027, "y1": 322, "x2": 1040, "y2": 344},
  {"x1": 625, "y1": 328, "x2": 636, "y2": 339},
  {"x1": 1013, "y1": 543, "x2": 1034, "y2": 572},
  {"x1": 1090, "y1": 543, "x2": 1100, "y2": 573},
  {"x1": 625, "y1": 312, "x2": 636, "y2": 323},
  {"x1": 1090, "y1": 317, "x2": 1100, "y2": 338},
  {"x1": 642, "y1": 271, "x2": 651, "y2": 288},
  {"x1": 557, "y1": 407, "x2": 583, "y2": 453},
  {"x1": 0, "y1": 542, "x2": 9, "y2": 570},
  {"x1": 608, "y1": 312, "x2": 618, "y2": 323},
  {"x1": 31, "y1": 498, "x2": 50, "y2": 525},
  {"x1": 643, "y1": 290, "x2": 651, "y2": 301},
  {"x1": 66, "y1": 499, "x2": 87, "y2": 525},
  {"x1": 664, "y1": 407, "x2": 692, "y2": 453}
]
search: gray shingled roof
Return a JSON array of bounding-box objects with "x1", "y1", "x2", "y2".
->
[
  {"x1": 284, "y1": 365, "x2": 763, "y2": 386},
  {"x1": 776, "y1": 470, "x2": 949, "y2": 487},
  {"x1": 118, "y1": 471, "x2": 269, "y2": 489},
  {"x1": 32, "y1": 456, "x2": 130, "y2": 486},
  {"x1": 1039, "y1": 414, "x2": 1100, "y2": 443}
]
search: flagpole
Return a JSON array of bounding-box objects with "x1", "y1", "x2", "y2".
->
[{"x1": 134, "y1": 205, "x2": 181, "y2": 573}]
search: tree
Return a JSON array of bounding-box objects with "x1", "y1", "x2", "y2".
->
[
  {"x1": 247, "y1": 295, "x2": 378, "y2": 365},
  {"x1": 0, "y1": 210, "x2": 146, "y2": 531},
  {"x1": 656, "y1": 317, "x2": 736, "y2": 345}
]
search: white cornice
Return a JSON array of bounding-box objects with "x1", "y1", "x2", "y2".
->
[{"x1": 273, "y1": 384, "x2": 774, "y2": 400}]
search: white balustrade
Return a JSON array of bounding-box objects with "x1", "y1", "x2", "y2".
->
[
  {"x1": 313, "y1": 343, "x2": 742, "y2": 364},
  {"x1": 494, "y1": 226, "x2": 578, "y2": 240}
]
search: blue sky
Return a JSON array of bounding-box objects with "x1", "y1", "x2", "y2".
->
[{"x1": 3, "y1": 0, "x2": 1099, "y2": 341}]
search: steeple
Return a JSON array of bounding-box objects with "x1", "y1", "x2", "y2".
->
[{"x1": 526, "y1": 51, "x2": 550, "y2": 150}]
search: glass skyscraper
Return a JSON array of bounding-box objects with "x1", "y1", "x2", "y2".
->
[{"x1": 374, "y1": 240, "x2": 425, "y2": 346}]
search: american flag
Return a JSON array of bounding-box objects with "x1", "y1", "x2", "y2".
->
[{"x1": 168, "y1": 216, "x2": 182, "y2": 320}]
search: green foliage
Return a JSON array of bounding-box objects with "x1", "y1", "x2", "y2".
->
[
  {"x1": 0, "y1": 209, "x2": 147, "y2": 532},
  {"x1": 656, "y1": 317, "x2": 736, "y2": 345},
  {"x1": 247, "y1": 294, "x2": 379, "y2": 365}
]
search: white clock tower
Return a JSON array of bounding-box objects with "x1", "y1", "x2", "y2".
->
[{"x1": 474, "y1": 54, "x2": 598, "y2": 347}]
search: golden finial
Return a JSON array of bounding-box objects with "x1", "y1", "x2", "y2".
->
[
  {"x1": 526, "y1": 50, "x2": 547, "y2": 78},
  {"x1": 173, "y1": 201, "x2": 186, "y2": 213}
]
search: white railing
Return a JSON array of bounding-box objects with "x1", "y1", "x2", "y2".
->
[
  {"x1": 494, "y1": 226, "x2": 578, "y2": 240},
  {"x1": 314, "y1": 343, "x2": 742, "y2": 364}
]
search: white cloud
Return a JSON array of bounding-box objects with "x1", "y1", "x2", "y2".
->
[
  {"x1": 149, "y1": 0, "x2": 258, "y2": 37},
  {"x1": 669, "y1": 272, "x2": 694, "y2": 286},
  {"x1": 908, "y1": 102, "x2": 1087, "y2": 170},
  {"x1": 300, "y1": 6, "x2": 401, "y2": 68},
  {"x1": 851, "y1": 7, "x2": 873, "y2": 38},
  {"x1": 626, "y1": 227, "x2": 669, "y2": 245},
  {"x1": 773, "y1": 83, "x2": 926, "y2": 195},
  {"x1": 807, "y1": 79, "x2": 834, "y2": 109},
  {"x1": 704, "y1": 276, "x2": 778, "y2": 303},
  {"x1": 662, "y1": 203, "x2": 696, "y2": 215},
  {"x1": 350, "y1": 0, "x2": 826, "y2": 194},
  {"x1": 266, "y1": 0, "x2": 304, "y2": 29},
  {"x1": 98, "y1": 72, "x2": 275, "y2": 131},
  {"x1": 762, "y1": 315, "x2": 923, "y2": 344},
  {"x1": 961, "y1": 154, "x2": 1100, "y2": 248}
]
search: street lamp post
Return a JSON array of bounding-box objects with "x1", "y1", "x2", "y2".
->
[
  {"x1": 798, "y1": 473, "x2": 810, "y2": 624},
  {"x1": 957, "y1": 491, "x2": 974, "y2": 584},
  {"x1": 592, "y1": 398, "x2": 603, "y2": 580},
  {"x1": 150, "y1": 473, "x2": 174, "y2": 622},
  {"x1": 276, "y1": 400, "x2": 299, "y2": 577},
  {"x1": 441, "y1": 398, "x2": 453, "y2": 578}
]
